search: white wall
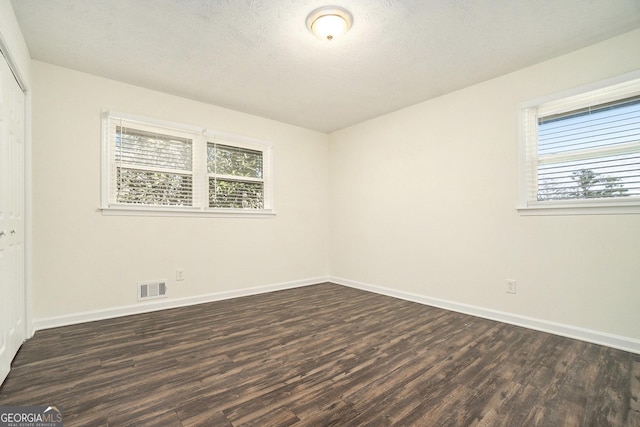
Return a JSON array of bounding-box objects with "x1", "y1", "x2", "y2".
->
[
  {"x1": 28, "y1": 24, "x2": 640, "y2": 349},
  {"x1": 329, "y1": 29, "x2": 640, "y2": 344},
  {"x1": 32, "y1": 61, "x2": 330, "y2": 321}
]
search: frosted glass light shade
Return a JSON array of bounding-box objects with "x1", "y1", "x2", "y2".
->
[{"x1": 307, "y1": 6, "x2": 353, "y2": 41}]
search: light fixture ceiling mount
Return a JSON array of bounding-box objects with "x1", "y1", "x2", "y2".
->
[{"x1": 306, "y1": 6, "x2": 353, "y2": 41}]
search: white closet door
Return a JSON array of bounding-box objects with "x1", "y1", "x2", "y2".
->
[{"x1": 0, "y1": 52, "x2": 26, "y2": 385}]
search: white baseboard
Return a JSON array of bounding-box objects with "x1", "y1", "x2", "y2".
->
[
  {"x1": 330, "y1": 276, "x2": 640, "y2": 355},
  {"x1": 33, "y1": 276, "x2": 329, "y2": 331},
  {"x1": 33, "y1": 275, "x2": 640, "y2": 355}
]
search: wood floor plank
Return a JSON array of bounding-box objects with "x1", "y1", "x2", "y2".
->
[{"x1": 0, "y1": 283, "x2": 638, "y2": 426}]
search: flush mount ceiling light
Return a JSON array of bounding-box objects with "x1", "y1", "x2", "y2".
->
[{"x1": 306, "y1": 6, "x2": 353, "y2": 41}]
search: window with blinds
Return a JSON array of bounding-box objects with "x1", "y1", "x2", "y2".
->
[
  {"x1": 207, "y1": 142, "x2": 264, "y2": 209},
  {"x1": 102, "y1": 112, "x2": 273, "y2": 215},
  {"x1": 114, "y1": 123, "x2": 194, "y2": 206},
  {"x1": 520, "y1": 74, "x2": 640, "y2": 214}
]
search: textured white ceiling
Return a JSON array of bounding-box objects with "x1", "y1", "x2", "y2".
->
[{"x1": 10, "y1": 0, "x2": 640, "y2": 132}]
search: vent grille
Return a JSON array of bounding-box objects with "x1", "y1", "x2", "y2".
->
[{"x1": 138, "y1": 280, "x2": 168, "y2": 301}]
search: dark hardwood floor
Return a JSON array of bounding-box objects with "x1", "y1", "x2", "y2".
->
[{"x1": 1, "y1": 283, "x2": 638, "y2": 426}]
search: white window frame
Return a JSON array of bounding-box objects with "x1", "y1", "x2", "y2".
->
[
  {"x1": 518, "y1": 71, "x2": 640, "y2": 216},
  {"x1": 101, "y1": 111, "x2": 274, "y2": 217}
]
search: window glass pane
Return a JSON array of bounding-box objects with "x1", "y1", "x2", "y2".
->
[
  {"x1": 537, "y1": 152, "x2": 640, "y2": 200},
  {"x1": 117, "y1": 168, "x2": 193, "y2": 206},
  {"x1": 116, "y1": 127, "x2": 193, "y2": 171},
  {"x1": 536, "y1": 97, "x2": 640, "y2": 201},
  {"x1": 207, "y1": 143, "x2": 263, "y2": 178},
  {"x1": 209, "y1": 178, "x2": 264, "y2": 209},
  {"x1": 538, "y1": 97, "x2": 640, "y2": 156}
]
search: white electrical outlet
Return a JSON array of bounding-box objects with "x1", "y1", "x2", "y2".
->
[
  {"x1": 506, "y1": 280, "x2": 516, "y2": 294},
  {"x1": 176, "y1": 268, "x2": 184, "y2": 281}
]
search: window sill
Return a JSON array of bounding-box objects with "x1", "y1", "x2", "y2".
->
[
  {"x1": 99, "y1": 206, "x2": 276, "y2": 218},
  {"x1": 517, "y1": 200, "x2": 640, "y2": 216}
]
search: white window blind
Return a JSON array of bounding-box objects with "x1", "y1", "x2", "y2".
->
[
  {"x1": 520, "y1": 74, "x2": 640, "y2": 213},
  {"x1": 102, "y1": 112, "x2": 273, "y2": 216},
  {"x1": 111, "y1": 119, "x2": 195, "y2": 207}
]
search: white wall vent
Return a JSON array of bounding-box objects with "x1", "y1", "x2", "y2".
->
[{"x1": 138, "y1": 280, "x2": 168, "y2": 301}]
